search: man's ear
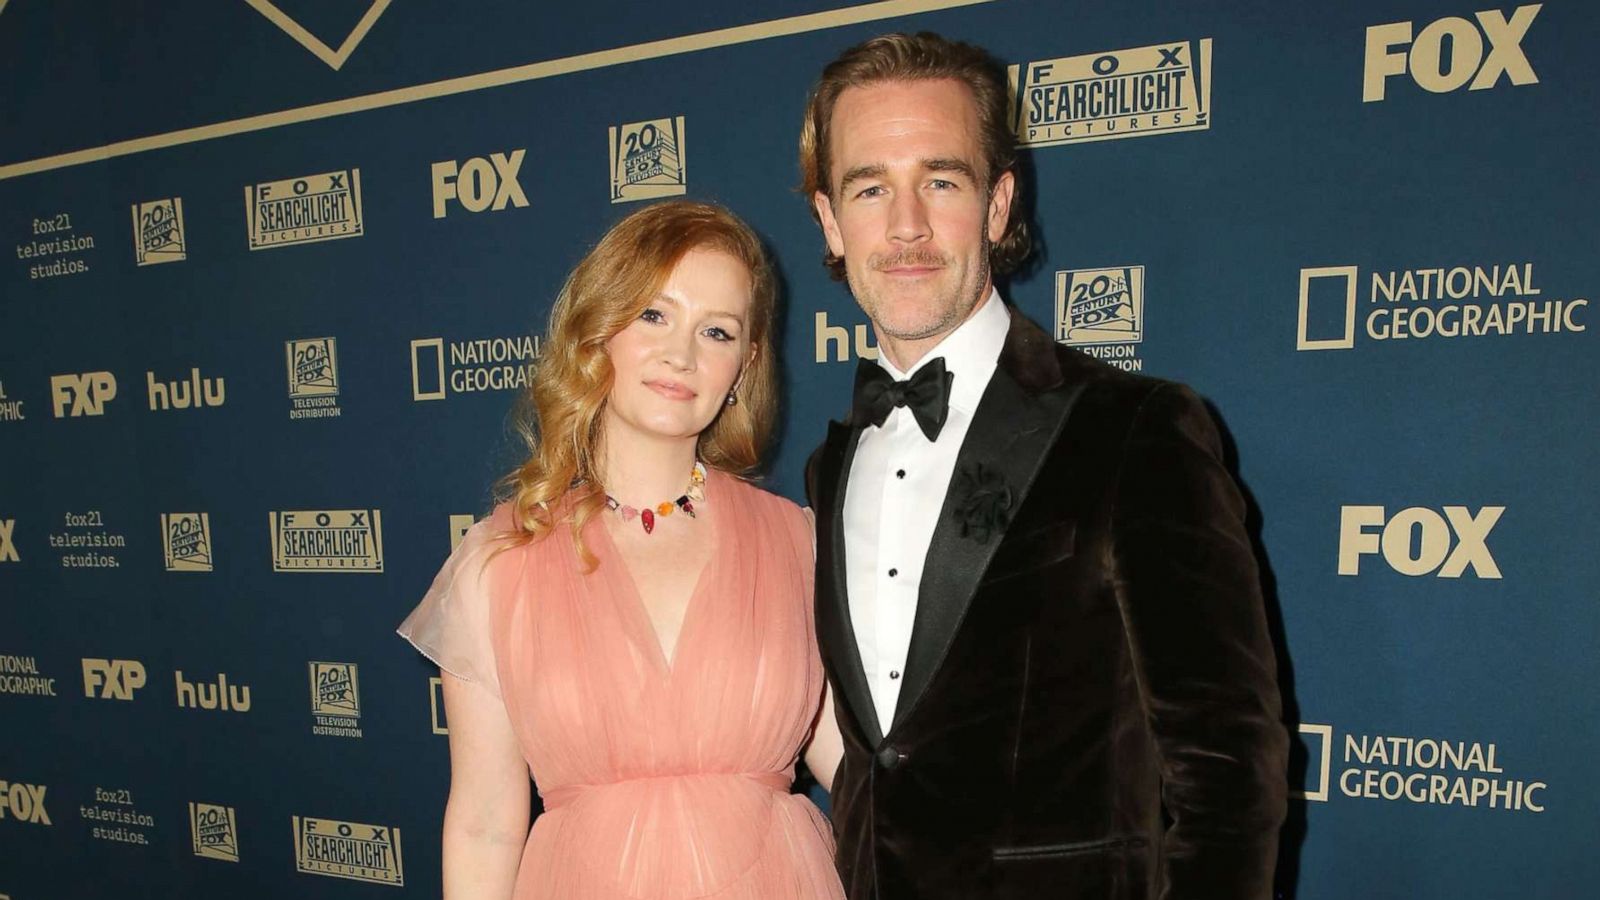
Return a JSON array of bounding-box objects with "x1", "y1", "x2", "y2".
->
[
  {"x1": 986, "y1": 170, "x2": 1016, "y2": 244},
  {"x1": 813, "y1": 190, "x2": 846, "y2": 259}
]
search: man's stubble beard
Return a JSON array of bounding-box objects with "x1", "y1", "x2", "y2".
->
[{"x1": 849, "y1": 232, "x2": 993, "y2": 343}]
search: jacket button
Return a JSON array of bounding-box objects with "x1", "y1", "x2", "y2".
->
[{"x1": 876, "y1": 745, "x2": 907, "y2": 770}]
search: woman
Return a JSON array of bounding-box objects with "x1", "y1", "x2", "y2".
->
[{"x1": 398, "y1": 200, "x2": 845, "y2": 899}]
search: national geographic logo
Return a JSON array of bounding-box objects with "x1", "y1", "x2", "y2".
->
[
  {"x1": 161, "y1": 513, "x2": 213, "y2": 572},
  {"x1": 431, "y1": 150, "x2": 529, "y2": 218},
  {"x1": 0, "y1": 518, "x2": 15, "y2": 563},
  {"x1": 409, "y1": 335, "x2": 541, "y2": 400},
  {"x1": 1364, "y1": 4, "x2": 1539, "y2": 102},
  {"x1": 49, "y1": 371, "x2": 116, "y2": 418},
  {"x1": 1297, "y1": 723, "x2": 1547, "y2": 813},
  {"x1": 1338, "y1": 505, "x2": 1503, "y2": 579},
  {"x1": 1055, "y1": 265, "x2": 1145, "y2": 372},
  {"x1": 309, "y1": 661, "x2": 363, "y2": 739},
  {"x1": 131, "y1": 198, "x2": 186, "y2": 266},
  {"x1": 190, "y1": 802, "x2": 239, "y2": 862},
  {"x1": 0, "y1": 780, "x2": 50, "y2": 826},
  {"x1": 1009, "y1": 39, "x2": 1212, "y2": 147},
  {"x1": 0, "y1": 655, "x2": 56, "y2": 697},
  {"x1": 293, "y1": 816, "x2": 403, "y2": 886},
  {"x1": 246, "y1": 169, "x2": 364, "y2": 250},
  {"x1": 0, "y1": 379, "x2": 25, "y2": 422},
  {"x1": 82, "y1": 658, "x2": 145, "y2": 701},
  {"x1": 428, "y1": 676, "x2": 448, "y2": 735},
  {"x1": 813, "y1": 311, "x2": 878, "y2": 363},
  {"x1": 270, "y1": 510, "x2": 383, "y2": 573},
  {"x1": 609, "y1": 116, "x2": 687, "y2": 203},
  {"x1": 284, "y1": 337, "x2": 342, "y2": 419},
  {"x1": 1297, "y1": 262, "x2": 1587, "y2": 351}
]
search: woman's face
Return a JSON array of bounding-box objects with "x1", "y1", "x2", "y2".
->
[{"x1": 603, "y1": 247, "x2": 754, "y2": 446}]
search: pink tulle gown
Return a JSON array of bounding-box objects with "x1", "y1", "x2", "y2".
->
[{"x1": 398, "y1": 468, "x2": 844, "y2": 899}]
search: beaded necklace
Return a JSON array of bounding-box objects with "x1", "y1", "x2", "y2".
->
[{"x1": 603, "y1": 461, "x2": 706, "y2": 535}]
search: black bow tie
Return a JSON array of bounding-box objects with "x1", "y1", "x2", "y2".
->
[{"x1": 851, "y1": 356, "x2": 954, "y2": 441}]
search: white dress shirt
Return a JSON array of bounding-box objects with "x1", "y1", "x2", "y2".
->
[{"x1": 843, "y1": 289, "x2": 1010, "y2": 730}]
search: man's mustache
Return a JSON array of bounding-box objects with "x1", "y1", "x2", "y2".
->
[{"x1": 870, "y1": 249, "x2": 950, "y2": 271}]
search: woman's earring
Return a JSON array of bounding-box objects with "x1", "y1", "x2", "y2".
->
[{"x1": 725, "y1": 390, "x2": 738, "y2": 407}]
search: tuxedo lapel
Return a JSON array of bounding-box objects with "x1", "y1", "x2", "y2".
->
[
  {"x1": 815, "y1": 418, "x2": 884, "y2": 746},
  {"x1": 890, "y1": 317, "x2": 1084, "y2": 735}
]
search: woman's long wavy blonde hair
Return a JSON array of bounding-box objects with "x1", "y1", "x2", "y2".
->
[{"x1": 497, "y1": 200, "x2": 779, "y2": 566}]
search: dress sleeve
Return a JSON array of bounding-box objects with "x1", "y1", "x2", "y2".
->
[{"x1": 396, "y1": 517, "x2": 506, "y2": 699}]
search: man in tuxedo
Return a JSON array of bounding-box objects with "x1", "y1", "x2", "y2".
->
[{"x1": 799, "y1": 32, "x2": 1288, "y2": 899}]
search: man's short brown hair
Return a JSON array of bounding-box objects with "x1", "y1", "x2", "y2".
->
[{"x1": 798, "y1": 31, "x2": 1032, "y2": 281}]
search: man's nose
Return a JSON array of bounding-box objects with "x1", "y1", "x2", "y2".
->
[{"x1": 887, "y1": 190, "x2": 931, "y2": 245}]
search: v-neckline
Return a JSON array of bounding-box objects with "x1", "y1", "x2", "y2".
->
[{"x1": 594, "y1": 469, "x2": 723, "y2": 677}]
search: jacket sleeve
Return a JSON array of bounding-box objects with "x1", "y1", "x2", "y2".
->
[{"x1": 1107, "y1": 382, "x2": 1288, "y2": 899}]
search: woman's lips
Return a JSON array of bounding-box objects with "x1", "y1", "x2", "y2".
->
[{"x1": 645, "y1": 379, "x2": 696, "y2": 400}]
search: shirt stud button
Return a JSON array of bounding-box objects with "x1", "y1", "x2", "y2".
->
[
  {"x1": 888, "y1": 568, "x2": 898, "y2": 577},
  {"x1": 896, "y1": 469, "x2": 906, "y2": 479},
  {"x1": 889, "y1": 670, "x2": 900, "y2": 680}
]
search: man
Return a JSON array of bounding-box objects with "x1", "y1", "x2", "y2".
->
[{"x1": 800, "y1": 32, "x2": 1287, "y2": 899}]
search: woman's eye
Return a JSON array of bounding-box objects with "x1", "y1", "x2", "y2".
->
[
  {"x1": 639, "y1": 307, "x2": 665, "y2": 324},
  {"x1": 703, "y1": 326, "x2": 734, "y2": 342}
]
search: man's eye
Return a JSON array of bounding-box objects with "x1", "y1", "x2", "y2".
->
[
  {"x1": 855, "y1": 185, "x2": 885, "y2": 199},
  {"x1": 929, "y1": 179, "x2": 956, "y2": 190}
]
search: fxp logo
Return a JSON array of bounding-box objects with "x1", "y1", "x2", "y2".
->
[{"x1": 50, "y1": 372, "x2": 117, "y2": 417}]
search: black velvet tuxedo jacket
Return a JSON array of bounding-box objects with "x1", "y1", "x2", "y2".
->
[{"x1": 806, "y1": 313, "x2": 1288, "y2": 900}]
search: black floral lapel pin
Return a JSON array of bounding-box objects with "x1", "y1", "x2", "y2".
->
[{"x1": 948, "y1": 461, "x2": 1014, "y2": 544}]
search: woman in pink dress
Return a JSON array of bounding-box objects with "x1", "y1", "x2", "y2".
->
[{"x1": 398, "y1": 200, "x2": 845, "y2": 899}]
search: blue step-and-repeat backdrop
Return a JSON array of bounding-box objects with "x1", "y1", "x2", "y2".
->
[{"x1": 1, "y1": 1, "x2": 1595, "y2": 897}]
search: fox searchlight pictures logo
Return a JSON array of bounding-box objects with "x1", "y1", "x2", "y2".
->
[
  {"x1": 293, "y1": 815, "x2": 403, "y2": 886},
  {"x1": 131, "y1": 198, "x2": 186, "y2": 266},
  {"x1": 246, "y1": 169, "x2": 364, "y2": 250},
  {"x1": 610, "y1": 116, "x2": 687, "y2": 203},
  {"x1": 270, "y1": 510, "x2": 383, "y2": 573},
  {"x1": 1009, "y1": 39, "x2": 1212, "y2": 147}
]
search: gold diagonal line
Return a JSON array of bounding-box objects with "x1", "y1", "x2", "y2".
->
[
  {"x1": 245, "y1": 0, "x2": 344, "y2": 69},
  {"x1": 245, "y1": 0, "x2": 394, "y2": 71},
  {"x1": 0, "y1": 0, "x2": 998, "y2": 182},
  {"x1": 331, "y1": 0, "x2": 394, "y2": 67}
]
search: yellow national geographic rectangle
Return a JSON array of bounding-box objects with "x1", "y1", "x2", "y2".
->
[
  {"x1": 293, "y1": 815, "x2": 403, "y2": 886},
  {"x1": 1009, "y1": 38, "x2": 1212, "y2": 147},
  {"x1": 270, "y1": 509, "x2": 383, "y2": 573},
  {"x1": 190, "y1": 801, "x2": 239, "y2": 862},
  {"x1": 246, "y1": 169, "x2": 364, "y2": 250}
]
